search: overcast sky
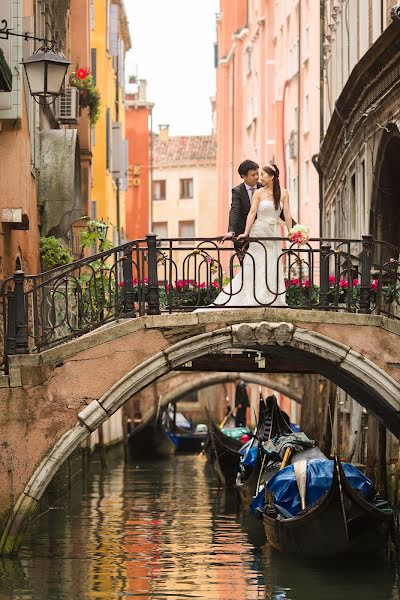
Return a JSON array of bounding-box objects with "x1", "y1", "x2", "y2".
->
[{"x1": 125, "y1": 0, "x2": 219, "y2": 136}]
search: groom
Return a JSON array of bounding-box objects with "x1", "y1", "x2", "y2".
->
[{"x1": 220, "y1": 159, "x2": 262, "y2": 252}]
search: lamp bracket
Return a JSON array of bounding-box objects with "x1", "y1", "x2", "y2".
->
[{"x1": 0, "y1": 19, "x2": 56, "y2": 49}]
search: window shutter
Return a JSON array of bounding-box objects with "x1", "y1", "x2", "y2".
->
[
  {"x1": 91, "y1": 48, "x2": 97, "y2": 84},
  {"x1": 110, "y1": 4, "x2": 119, "y2": 57},
  {"x1": 0, "y1": 0, "x2": 22, "y2": 119}
]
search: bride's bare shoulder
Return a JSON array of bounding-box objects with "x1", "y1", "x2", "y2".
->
[{"x1": 281, "y1": 188, "x2": 289, "y2": 199}]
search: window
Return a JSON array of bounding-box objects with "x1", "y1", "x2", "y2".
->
[
  {"x1": 91, "y1": 48, "x2": 97, "y2": 84},
  {"x1": 90, "y1": 0, "x2": 95, "y2": 30},
  {"x1": 304, "y1": 160, "x2": 309, "y2": 202},
  {"x1": 91, "y1": 200, "x2": 97, "y2": 219},
  {"x1": 152, "y1": 222, "x2": 168, "y2": 246},
  {"x1": 303, "y1": 94, "x2": 309, "y2": 133},
  {"x1": 153, "y1": 180, "x2": 166, "y2": 201},
  {"x1": 350, "y1": 173, "x2": 356, "y2": 233},
  {"x1": 360, "y1": 160, "x2": 366, "y2": 233},
  {"x1": 179, "y1": 178, "x2": 193, "y2": 199},
  {"x1": 106, "y1": 108, "x2": 111, "y2": 171},
  {"x1": 179, "y1": 220, "x2": 195, "y2": 244}
]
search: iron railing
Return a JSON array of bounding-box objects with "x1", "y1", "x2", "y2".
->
[{"x1": 0, "y1": 234, "x2": 399, "y2": 371}]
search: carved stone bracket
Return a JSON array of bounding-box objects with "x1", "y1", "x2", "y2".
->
[{"x1": 232, "y1": 322, "x2": 295, "y2": 346}]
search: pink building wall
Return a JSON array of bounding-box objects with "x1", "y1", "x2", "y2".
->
[{"x1": 216, "y1": 0, "x2": 321, "y2": 237}]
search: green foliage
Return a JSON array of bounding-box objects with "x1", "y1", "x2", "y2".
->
[
  {"x1": 78, "y1": 218, "x2": 113, "y2": 253},
  {"x1": 69, "y1": 71, "x2": 101, "y2": 126},
  {"x1": 40, "y1": 236, "x2": 72, "y2": 271}
]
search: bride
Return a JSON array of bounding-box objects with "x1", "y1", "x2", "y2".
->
[{"x1": 211, "y1": 163, "x2": 293, "y2": 308}]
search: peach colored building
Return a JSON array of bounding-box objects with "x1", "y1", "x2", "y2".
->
[
  {"x1": 215, "y1": 0, "x2": 321, "y2": 237},
  {"x1": 125, "y1": 80, "x2": 154, "y2": 240},
  {"x1": 151, "y1": 128, "x2": 217, "y2": 274}
]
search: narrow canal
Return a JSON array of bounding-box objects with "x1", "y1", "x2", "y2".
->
[{"x1": 1, "y1": 453, "x2": 399, "y2": 600}]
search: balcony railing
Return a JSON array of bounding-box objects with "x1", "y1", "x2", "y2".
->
[{"x1": 0, "y1": 234, "x2": 399, "y2": 371}]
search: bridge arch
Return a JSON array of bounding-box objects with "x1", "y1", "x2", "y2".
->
[{"x1": 1, "y1": 317, "x2": 399, "y2": 555}]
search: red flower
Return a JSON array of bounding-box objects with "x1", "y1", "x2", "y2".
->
[
  {"x1": 328, "y1": 275, "x2": 336, "y2": 284},
  {"x1": 302, "y1": 279, "x2": 310, "y2": 288},
  {"x1": 290, "y1": 278, "x2": 299, "y2": 286},
  {"x1": 371, "y1": 279, "x2": 379, "y2": 292},
  {"x1": 119, "y1": 281, "x2": 124, "y2": 288},
  {"x1": 339, "y1": 280, "x2": 348, "y2": 289},
  {"x1": 199, "y1": 282, "x2": 206, "y2": 288},
  {"x1": 212, "y1": 281, "x2": 220, "y2": 288},
  {"x1": 352, "y1": 279, "x2": 359, "y2": 287},
  {"x1": 76, "y1": 68, "x2": 88, "y2": 80}
]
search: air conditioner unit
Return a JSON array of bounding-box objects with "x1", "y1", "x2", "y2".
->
[{"x1": 56, "y1": 87, "x2": 79, "y2": 124}]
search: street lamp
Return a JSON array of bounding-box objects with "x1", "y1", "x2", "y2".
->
[{"x1": 22, "y1": 46, "x2": 70, "y2": 104}]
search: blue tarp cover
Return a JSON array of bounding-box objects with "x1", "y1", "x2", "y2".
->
[
  {"x1": 242, "y1": 444, "x2": 258, "y2": 467},
  {"x1": 266, "y1": 459, "x2": 372, "y2": 517}
]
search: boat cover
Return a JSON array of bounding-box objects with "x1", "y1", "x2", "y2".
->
[
  {"x1": 167, "y1": 409, "x2": 192, "y2": 430},
  {"x1": 221, "y1": 426, "x2": 249, "y2": 439},
  {"x1": 242, "y1": 444, "x2": 259, "y2": 467},
  {"x1": 262, "y1": 432, "x2": 315, "y2": 460},
  {"x1": 266, "y1": 459, "x2": 372, "y2": 517}
]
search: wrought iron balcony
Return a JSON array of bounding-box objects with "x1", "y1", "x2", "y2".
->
[{"x1": 0, "y1": 234, "x2": 399, "y2": 371}]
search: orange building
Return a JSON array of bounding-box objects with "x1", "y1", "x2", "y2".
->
[{"x1": 125, "y1": 80, "x2": 154, "y2": 240}]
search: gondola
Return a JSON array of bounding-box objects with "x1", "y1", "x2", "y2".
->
[
  {"x1": 262, "y1": 455, "x2": 394, "y2": 559},
  {"x1": 205, "y1": 408, "x2": 247, "y2": 487},
  {"x1": 163, "y1": 405, "x2": 208, "y2": 453},
  {"x1": 128, "y1": 409, "x2": 174, "y2": 459},
  {"x1": 236, "y1": 395, "x2": 292, "y2": 508}
]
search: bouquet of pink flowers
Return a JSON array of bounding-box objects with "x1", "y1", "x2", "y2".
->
[{"x1": 288, "y1": 224, "x2": 310, "y2": 245}]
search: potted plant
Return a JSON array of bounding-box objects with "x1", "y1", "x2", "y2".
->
[{"x1": 69, "y1": 67, "x2": 101, "y2": 126}]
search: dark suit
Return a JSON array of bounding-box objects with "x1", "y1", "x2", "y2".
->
[{"x1": 227, "y1": 182, "x2": 295, "y2": 256}]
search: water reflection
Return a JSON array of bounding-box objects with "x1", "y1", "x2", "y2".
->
[{"x1": 0, "y1": 454, "x2": 398, "y2": 599}]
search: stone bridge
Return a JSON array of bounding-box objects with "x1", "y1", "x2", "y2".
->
[
  {"x1": 0, "y1": 307, "x2": 400, "y2": 555},
  {"x1": 127, "y1": 369, "x2": 305, "y2": 428}
]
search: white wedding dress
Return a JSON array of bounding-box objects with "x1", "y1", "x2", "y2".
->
[{"x1": 211, "y1": 198, "x2": 287, "y2": 308}]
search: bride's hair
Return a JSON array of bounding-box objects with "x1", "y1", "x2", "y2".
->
[{"x1": 263, "y1": 163, "x2": 281, "y2": 210}]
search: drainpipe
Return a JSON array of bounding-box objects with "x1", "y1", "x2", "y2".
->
[
  {"x1": 231, "y1": 54, "x2": 235, "y2": 187},
  {"x1": 150, "y1": 107, "x2": 154, "y2": 232},
  {"x1": 312, "y1": 154, "x2": 323, "y2": 237},
  {"x1": 297, "y1": 0, "x2": 302, "y2": 223}
]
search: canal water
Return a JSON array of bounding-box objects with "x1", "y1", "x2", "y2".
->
[{"x1": 0, "y1": 453, "x2": 399, "y2": 600}]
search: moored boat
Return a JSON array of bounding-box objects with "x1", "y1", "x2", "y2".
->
[
  {"x1": 205, "y1": 408, "x2": 248, "y2": 486},
  {"x1": 262, "y1": 455, "x2": 394, "y2": 559},
  {"x1": 236, "y1": 395, "x2": 292, "y2": 509}
]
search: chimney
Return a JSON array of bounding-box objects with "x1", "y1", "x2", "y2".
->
[
  {"x1": 158, "y1": 124, "x2": 170, "y2": 143},
  {"x1": 137, "y1": 79, "x2": 147, "y2": 102}
]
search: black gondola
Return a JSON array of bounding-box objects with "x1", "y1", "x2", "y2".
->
[
  {"x1": 262, "y1": 455, "x2": 393, "y2": 559},
  {"x1": 128, "y1": 410, "x2": 174, "y2": 459},
  {"x1": 236, "y1": 395, "x2": 292, "y2": 508},
  {"x1": 205, "y1": 408, "x2": 246, "y2": 487}
]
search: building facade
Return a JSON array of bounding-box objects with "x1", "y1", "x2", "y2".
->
[
  {"x1": 215, "y1": 0, "x2": 321, "y2": 237},
  {"x1": 151, "y1": 128, "x2": 217, "y2": 273},
  {"x1": 320, "y1": 0, "x2": 400, "y2": 252},
  {"x1": 91, "y1": 0, "x2": 131, "y2": 246},
  {"x1": 125, "y1": 79, "x2": 154, "y2": 241}
]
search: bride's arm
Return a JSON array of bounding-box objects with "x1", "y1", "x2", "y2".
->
[
  {"x1": 281, "y1": 190, "x2": 293, "y2": 231},
  {"x1": 237, "y1": 195, "x2": 261, "y2": 239}
]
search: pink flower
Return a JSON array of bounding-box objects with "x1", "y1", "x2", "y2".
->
[
  {"x1": 284, "y1": 278, "x2": 289, "y2": 288},
  {"x1": 301, "y1": 279, "x2": 310, "y2": 288},
  {"x1": 199, "y1": 282, "x2": 206, "y2": 288},
  {"x1": 212, "y1": 281, "x2": 220, "y2": 288},
  {"x1": 371, "y1": 279, "x2": 378, "y2": 292},
  {"x1": 352, "y1": 279, "x2": 359, "y2": 287},
  {"x1": 133, "y1": 278, "x2": 138, "y2": 285},
  {"x1": 328, "y1": 275, "x2": 336, "y2": 284},
  {"x1": 339, "y1": 280, "x2": 348, "y2": 289}
]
